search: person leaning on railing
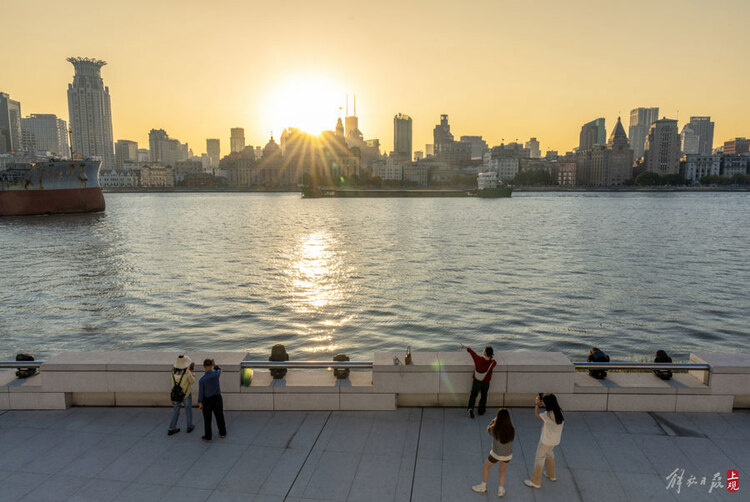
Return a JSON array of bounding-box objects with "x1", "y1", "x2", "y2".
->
[{"x1": 460, "y1": 343, "x2": 497, "y2": 419}]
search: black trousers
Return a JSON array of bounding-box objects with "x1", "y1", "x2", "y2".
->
[
  {"x1": 468, "y1": 379, "x2": 490, "y2": 415},
  {"x1": 202, "y1": 394, "x2": 227, "y2": 440}
]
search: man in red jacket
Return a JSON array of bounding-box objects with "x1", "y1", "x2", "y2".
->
[{"x1": 460, "y1": 344, "x2": 496, "y2": 418}]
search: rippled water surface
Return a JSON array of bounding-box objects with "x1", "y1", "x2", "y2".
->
[{"x1": 1, "y1": 192, "x2": 749, "y2": 361}]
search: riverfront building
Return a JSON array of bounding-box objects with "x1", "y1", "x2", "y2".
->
[
  {"x1": 644, "y1": 118, "x2": 680, "y2": 176},
  {"x1": 206, "y1": 139, "x2": 220, "y2": 168},
  {"x1": 21, "y1": 114, "x2": 69, "y2": 156},
  {"x1": 0, "y1": 92, "x2": 22, "y2": 154},
  {"x1": 460, "y1": 135, "x2": 489, "y2": 160},
  {"x1": 578, "y1": 118, "x2": 606, "y2": 150},
  {"x1": 394, "y1": 113, "x2": 412, "y2": 160},
  {"x1": 683, "y1": 154, "x2": 721, "y2": 183},
  {"x1": 687, "y1": 116, "x2": 714, "y2": 155},
  {"x1": 629, "y1": 107, "x2": 659, "y2": 159},
  {"x1": 230, "y1": 128, "x2": 245, "y2": 153},
  {"x1": 723, "y1": 137, "x2": 749, "y2": 155},
  {"x1": 525, "y1": 137, "x2": 541, "y2": 158},
  {"x1": 66, "y1": 57, "x2": 115, "y2": 169},
  {"x1": 114, "y1": 140, "x2": 138, "y2": 170}
]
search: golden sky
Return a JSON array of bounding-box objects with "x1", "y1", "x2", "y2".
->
[{"x1": 3, "y1": 0, "x2": 748, "y2": 156}]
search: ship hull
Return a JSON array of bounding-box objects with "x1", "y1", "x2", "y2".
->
[
  {"x1": 476, "y1": 187, "x2": 513, "y2": 198},
  {"x1": 0, "y1": 187, "x2": 105, "y2": 216}
]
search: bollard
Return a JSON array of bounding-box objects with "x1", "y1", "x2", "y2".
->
[
  {"x1": 15, "y1": 353, "x2": 37, "y2": 379},
  {"x1": 333, "y1": 354, "x2": 350, "y2": 379},
  {"x1": 269, "y1": 344, "x2": 289, "y2": 379}
]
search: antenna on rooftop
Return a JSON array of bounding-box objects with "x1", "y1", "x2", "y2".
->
[
  {"x1": 346, "y1": 93, "x2": 349, "y2": 117},
  {"x1": 354, "y1": 94, "x2": 357, "y2": 116}
]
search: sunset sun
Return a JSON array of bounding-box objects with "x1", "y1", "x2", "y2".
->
[{"x1": 262, "y1": 74, "x2": 345, "y2": 136}]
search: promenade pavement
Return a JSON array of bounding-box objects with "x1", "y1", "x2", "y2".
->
[{"x1": 0, "y1": 407, "x2": 747, "y2": 501}]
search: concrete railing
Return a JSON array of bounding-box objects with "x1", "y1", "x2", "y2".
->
[{"x1": 1, "y1": 351, "x2": 748, "y2": 413}]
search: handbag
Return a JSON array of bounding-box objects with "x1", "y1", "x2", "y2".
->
[{"x1": 474, "y1": 359, "x2": 496, "y2": 381}]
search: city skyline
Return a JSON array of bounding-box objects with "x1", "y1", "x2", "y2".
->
[{"x1": 3, "y1": 0, "x2": 749, "y2": 156}]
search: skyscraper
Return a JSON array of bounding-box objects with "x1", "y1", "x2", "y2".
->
[
  {"x1": 579, "y1": 118, "x2": 605, "y2": 150},
  {"x1": 230, "y1": 128, "x2": 245, "y2": 153},
  {"x1": 207, "y1": 139, "x2": 220, "y2": 168},
  {"x1": 687, "y1": 116, "x2": 714, "y2": 155},
  {"x1": 66, "y1": 57, "x2": 115, "y2": 168},
  {"x1": 680, "y1": 125, "x2": 700, "y2": 155},
  {"x1": 628, "y1": 107, "x2": 659, "y2": 159},
  {"x1": 344, "y1": 95, "x2": 363, "y2": 143},
  {"x1": 644, "y1": 118, "x2": 680, "y2": 175},
  {"x1": 393, "y1": 113, "x2": 412, "y2": 159},
  {"x1": 433, "y1": 114, "x2": 454, "y2": 155},
  {"x1": 0, "y1": 92, "x2": 22, "y2": 153},
  {"x1": 525, "y1": 137, "x2": 541, "y2": 159},
  {"x1": 149, "y1": 129, "x2": 169, "y2": 162},
  {"x1": 20, "y1": 114, "x2": 69, "y2": 156},
  {"x1": 460, "y1": 136, "x2": 488, "y2": 160},
  {"x1": 114, "y1": 140, "x2": 138, "y2": 170}
]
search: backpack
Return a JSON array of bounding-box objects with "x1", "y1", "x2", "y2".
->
[
  {"x1": 653, "y1": 350, "x2": 673, "y2": 380},
  {"x1": 170, "y1": 372, "x2": 186, "y2": 402},
  {"x1": 587, "y1": 347, "x2": 610, "y2": 379}
]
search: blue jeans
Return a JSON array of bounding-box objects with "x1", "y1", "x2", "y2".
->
[{"x1": 168, "y1": 393, "x2": 193, "y2": 430}]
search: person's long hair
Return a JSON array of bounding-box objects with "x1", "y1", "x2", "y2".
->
[
  {"x1": 542, "y1": 394, "x2": 564, "y2": 424},
  {"x1": 492, "y1": 408, "x2": 515, "y2": 444}
]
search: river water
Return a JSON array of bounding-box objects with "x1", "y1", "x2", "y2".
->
[{"x1": 1, "y1": 192, "x2": 748, "y2": 361}]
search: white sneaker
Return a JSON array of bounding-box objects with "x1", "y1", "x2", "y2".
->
[
  {"x1": 497, "y1": 486, "x2": 506, "y2": 497},
  {"x1": 472, "y1": 483, "x2": 487, "y2": 493},
  {"x1": 524, "y1": 479, "x2": 540, "y2": 488},
  {"x1": 544, "y1": 472, "x2": 557, "y2": 481}
]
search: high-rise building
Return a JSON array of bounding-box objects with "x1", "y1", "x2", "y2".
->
[
  {"x1": 0, "y1": 92, "x2": 23, "y2": 153},
  {"x1": 460, "y1": 135, "x2": 488, "y2": 160},
  {"x1": 680, "y1": 125, "x2": 700, "y2": 155},
  {"x1": 433, "y1": 114, "x2": 454, "y2": 155},
  {"x1": 149, "y1": 129, "x2": 169, "y2": 162},
  {"x1": 137, "y1": 148, "x2": 149, "y2": 162},
  {"x1": 644, "y1": 118, "x2": 680, "y2": 175},
  {"x1": 687, "y1": 116, "x2": 714, "y2": 155},
  {"x1": 66, "y1": 57, "x2": 115, "y2": 168},
  {"x1": 20, "y1": 114, "x2": 69, "y2": 156},
  {"x1": 344, "y1": 95, "x2": 364, "y2": 144},
  {"x1": 579, "y1": 118, "x2": 606, "y2": 150},
  {"x1": 628, "y1": 107, "x2": 659, "y2": 159},
  {"x1": 230, "y1": 128, "x2": 245, "y2": 153},
  {"x1": 394, "y1": 113, "x2": 412, "y2": 159},
  {"x1": 525, "y1": 137, "x2": 541, "y2": 159},
  {"x1": 114, "y1": 140, "x2": 138, "y2": 170},
  {"x1": 723, "y1": 137, "x2": 750, "y2": 155},
  {"x1": 148, "y1": 128, "x2": 188, "y2": 167},
  {"x1": 206, "y1": 139, "x2": 220, "y2": 168}
]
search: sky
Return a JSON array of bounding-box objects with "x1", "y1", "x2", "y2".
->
[{"x1": 3, "y1": 0, "x2": 749, "y2": 156}]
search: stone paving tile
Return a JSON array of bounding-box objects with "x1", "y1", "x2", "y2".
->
[
  {"x1": 158, "y1": 486, "x2": 212, "y2": 502},
  {"x1": 0, "y1": 407, "x2": 747, "y2": 501},
  {"x1": 18, "y1": 473, "x2": 89, "y2": 501},
  {"x1": 96, "y1": 436, "x2": 171, "y2": 482},
  {"x1": 111, "y1": 482, "x2": 170, "y2": 502},
  {"x1": 0, "y1": 471, "x2": 51, "y2": 500},
  {"x1": 217, "y1": 445, "x2": 284, "y2": 494},
  {"x1": 19, "y1": 430, "x2": 106, "y2": 475},
  {"x1": 59, "y1": 433, "x2": 140, "y2": 478},
  {"x1": 135, "y1": 440, "x2": 208, "y2": 486},
  {"x1": 298, "y1": 450, "x2": 361, "y2": 501},
  {"x1": 569, "y1": 469, "x2": 626, "y2": 502},
  {"x1": 593, "y1": 431, "x2": 657, "y2": 475},
  {"x1": 615, "y1": 471, "x2": 679, "y2": 502},
  {"x1": 614, "y1": 411, "x2": 665, "y2": 435},
  {"x1": 67, "y1": 478, "x2": 129, "y2": 502},
  {"x1": 178, "y1": 442, "x2": 247, "y2": 490}
]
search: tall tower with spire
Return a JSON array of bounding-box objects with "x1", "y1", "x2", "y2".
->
[
  {"x1": 67, "y1": 57, "x2": 115, "y2": 169},
  {"x1": 344, "y1": 94, "x2": 363, "y2": 142}
]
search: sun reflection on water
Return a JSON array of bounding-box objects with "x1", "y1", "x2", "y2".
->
[{"x1": 286, "y1": 232, "x2": 356, "y2": 353}]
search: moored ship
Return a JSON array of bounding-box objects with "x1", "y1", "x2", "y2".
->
[
  {"x1": 476, "y1": 171, "x2": 512, "y2": 198},
  {"x1": 0, "y1": 159, "x2": 105, "y2": 216}
]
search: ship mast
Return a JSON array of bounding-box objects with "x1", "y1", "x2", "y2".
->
[{"x1": 68, "y1": 126, "x2": 74, "y2": 160}]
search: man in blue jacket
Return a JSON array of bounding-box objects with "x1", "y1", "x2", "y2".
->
[{"x1": 198, "y1": 358, "x2": 227, "y2": 442}]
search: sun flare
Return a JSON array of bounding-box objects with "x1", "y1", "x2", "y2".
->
[{"x1": 262, "y1": 74, "x2": 345, "y2": 136}]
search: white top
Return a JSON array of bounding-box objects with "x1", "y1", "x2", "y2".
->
[{"x1": 540, "y1": 411, "x2": 564, "y2": 446}]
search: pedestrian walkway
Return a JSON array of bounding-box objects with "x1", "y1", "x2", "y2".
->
[{"x1": 0, "y1": 407, "x2": 747, "y2": 501}]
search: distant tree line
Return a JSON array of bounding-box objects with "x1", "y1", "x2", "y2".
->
[{"x1": 698, "y1": 173, "x2": 750, "y2": 186}]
